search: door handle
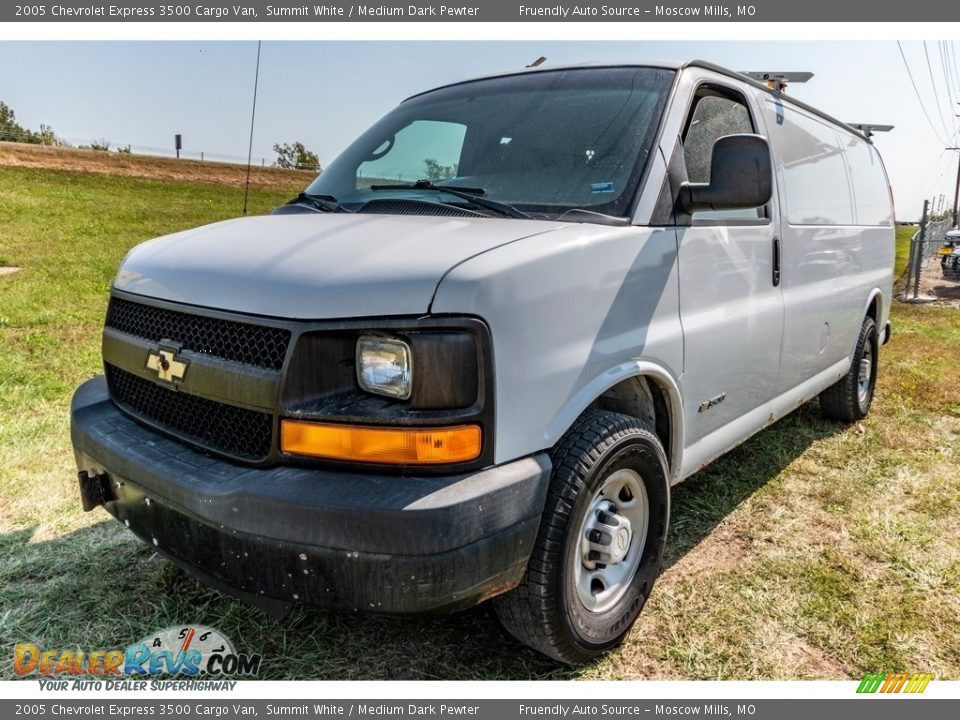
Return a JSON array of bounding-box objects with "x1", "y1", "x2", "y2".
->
[{"x1": 772, "y1": 237, "x2": 781, "y2": 287}]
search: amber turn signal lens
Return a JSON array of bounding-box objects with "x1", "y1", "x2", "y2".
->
[{"x1": 280, "y1": 420, "x2": 482, "y2": 465}]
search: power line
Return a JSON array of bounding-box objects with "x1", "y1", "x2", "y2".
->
[
  {"x1": 943, "y1": 40, "x2": 960, "y2": 96},
  {"x1": 922, "y1": 40, "x2": 952, "y2": 140},
  {"x1": 905, "y1": 146, "x2": 949, "y2": 212},
  {"x1": 903, "y1": 130, "x2": 960, "y2": 216},
  {"x1": 941, "y1": 41, "x2": 957, "y2": 97},
  {"x1": 937, "y1": 41, "x2": 958, "y2": 137},
  {"x1": 897, "y1": 40, "x2": 949, "y2": 145}
]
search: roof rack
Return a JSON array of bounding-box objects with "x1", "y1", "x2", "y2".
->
[
  {"x1": 846, "y1": 123, "x2": 894, "y2": 138},
  {"x1": 740, "y1": 71, "x2": 814, "y2": 93}
]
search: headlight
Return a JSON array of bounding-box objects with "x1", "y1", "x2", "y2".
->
[{"x1": 356, "y1": 336, "x2": 412, "y2": 400}]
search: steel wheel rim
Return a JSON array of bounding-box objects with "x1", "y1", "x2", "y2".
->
[
  {"x1": 858, "y1": 338, "x2": 874, "y2": 407},
  {"x1": 573, "y1": 468, "x2": 649, "y2": 613}
]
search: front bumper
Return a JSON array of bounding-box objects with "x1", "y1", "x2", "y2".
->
[{"x1": 71, "y1": 376, "x2": 551, "y2": 615}]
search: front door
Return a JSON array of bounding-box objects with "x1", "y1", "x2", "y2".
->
[{"x1": 675, "y1": 81, "x2": 785, "y2": 450}]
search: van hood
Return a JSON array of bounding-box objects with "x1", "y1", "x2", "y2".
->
[{"x1": 113, "y1": 213, "x2": 570, "y2": 319}]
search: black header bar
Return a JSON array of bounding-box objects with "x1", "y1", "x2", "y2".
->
[{"x1": 5, "y1": 1, "x2": 960, "y2": 23}]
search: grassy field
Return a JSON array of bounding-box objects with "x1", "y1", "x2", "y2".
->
[
  {"x1": 894, "y1": 225, "x2": 917, "y2": 279},
  {"x1": 1, "y1": 166, "x2": 959, "y2": 681}
]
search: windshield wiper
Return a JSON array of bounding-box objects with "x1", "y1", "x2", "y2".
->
[
  {"x1": 287, "y1": 192, "x2": 347, "y2": 213},
  {"x1": 368, "y1": 180, "x2": 530, "y2": 219}
]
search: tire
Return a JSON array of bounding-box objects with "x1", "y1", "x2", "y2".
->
[
  {"x1": 947, "y1": 257, "x2": 960, "y2": 281},
  {"x1": 819, "y1": 316, "x2": 878, "y2": 422},
  {"x1": 493, "y1": 410, "x2": 670, "y2": 664}
]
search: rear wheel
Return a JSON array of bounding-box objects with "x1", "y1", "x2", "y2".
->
[
  {"x1": 820, "y1": 316, "x2": 878, "y2": 422},
  {"x1": 493, "y1": 410, "x2": 670, "y2": 664}
]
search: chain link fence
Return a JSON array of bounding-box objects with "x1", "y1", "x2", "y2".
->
[{"x1": 903, "y1": 214, "x2": 960, "y2": 303}]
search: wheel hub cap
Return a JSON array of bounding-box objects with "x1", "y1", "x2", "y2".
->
[
  {"x1": 582, "y1": 501, "x2": 633, "y2": 568},
  {"x1": 573, "y1": 468, "x2": 649, "y2": 613}
]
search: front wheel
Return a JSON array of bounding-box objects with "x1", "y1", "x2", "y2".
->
[
  {"x1": 493, "y1": 410, "x2": 670, "y2": 664},
  {"x1": 820, "y1": 315, "x2": 878, "y2": 422}
]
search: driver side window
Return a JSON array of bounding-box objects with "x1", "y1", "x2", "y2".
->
[
  {"x1": 357, "y1": 120, "x2": 467, "y2": 188},
  {"x1": 682, "y1": 88, "x2": 764, "y2": 221}
]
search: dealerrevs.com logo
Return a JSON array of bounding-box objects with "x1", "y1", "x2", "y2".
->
[{"x1": 14, "y1": 625, "x2": 261, "y2": 678}]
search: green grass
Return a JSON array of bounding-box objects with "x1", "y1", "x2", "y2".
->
[
  {"x1": 2, "y1": 171, "x2": 959, "y2": 680},
  {"x1": 894, "y1": 225, "x2": 917, "y2": 280}
]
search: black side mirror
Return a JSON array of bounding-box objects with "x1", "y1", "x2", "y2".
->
[{"x1": 679, "y1": 134, "x2": 773, "y2": 213}]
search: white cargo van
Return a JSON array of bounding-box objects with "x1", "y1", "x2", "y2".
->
[{"x1": 72, "y1": 60, "x2": 894, "y2": 663}]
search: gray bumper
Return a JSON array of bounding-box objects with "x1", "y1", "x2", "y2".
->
[{"x1": 70, "y1": 376, "x2": 551, "y2": 615}]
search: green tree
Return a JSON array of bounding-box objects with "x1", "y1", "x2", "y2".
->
[
  {"x1": 273, "y1": 141, "x2": 321, "y2": 171},
  {"x1": 0, "y1": 101, "x2": 37, "y2": 143},
  {"x1": 0, "y1": 101, "x2": 61, "y2": 145}
]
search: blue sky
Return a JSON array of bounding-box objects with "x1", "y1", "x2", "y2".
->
[{"x1": 1, "y1": 40, "x2": 958, "y2": 220}]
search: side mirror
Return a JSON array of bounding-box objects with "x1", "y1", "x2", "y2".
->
[{"x1": 679, "y1": 134, "x2": 773, "y2": 213}]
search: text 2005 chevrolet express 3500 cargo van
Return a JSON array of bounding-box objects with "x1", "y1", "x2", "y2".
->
[{"x1": 71, "y1": 60, "x2": 894, "y2": 663}]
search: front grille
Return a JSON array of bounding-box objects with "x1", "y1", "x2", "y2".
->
[
  {"x1": 106, "y1": 297, "x2": 291, "y2": 371},
  {"x1": 106, "y1": 364, "x2": 274, "y2": 460}
]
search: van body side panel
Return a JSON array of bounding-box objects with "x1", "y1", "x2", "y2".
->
[
  {"x1": 843, "y1": 138, "x2": 896, "y2": 333},
  {"x1": 430, "y1": 225, "x2": 683, "y2": 466},
  {"x1": 679, "y1": 356, "x2": 849, "y2": 480},
  {"x1": 761, "y1": 99, "x2": 893, "y2": 395},
  {"x1": 674, "y1": 223, "x2": 784, "y2": 444}
]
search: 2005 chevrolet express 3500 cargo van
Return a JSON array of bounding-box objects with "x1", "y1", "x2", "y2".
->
[{"x1": 71, "y1": 60, "x2": 894, "y2": 663}]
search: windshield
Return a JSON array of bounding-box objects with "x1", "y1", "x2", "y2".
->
[{"x1": 305, "y1": 67, "x2": 675, "y2": 219}]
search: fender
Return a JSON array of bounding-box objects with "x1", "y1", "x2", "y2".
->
[
  {"x1": 545, "y1": 359, "x2": 686, "y2": 484},
  {"x1": 857, "y1": 287, "x2": 886, "y2": 354}
]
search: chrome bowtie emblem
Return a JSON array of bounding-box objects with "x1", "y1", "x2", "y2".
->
[{"x1": 146, "y1": 347, "x2": 188, "y2": 383}]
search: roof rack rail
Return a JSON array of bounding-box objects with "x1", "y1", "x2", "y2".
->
[
  {"x1": 740, "y1": 71, "x2": 814, "y2": 93},
  {"x1": 846, "y1": 123, "x2": 894, "y2": 138}
]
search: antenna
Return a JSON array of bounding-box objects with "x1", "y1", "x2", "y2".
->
[
  {"x1": 527, "y1": 56, "x2": 547, "y2": 68},
  {"x1": 740, "y1": 71, "x2": 814, "y2": 93},
  {"x1": 846, "y1": 123, "x2": 894, "y2": 139},
  {"x1": 242, "y1": 40, "x2": 262, "y2": 217}
]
